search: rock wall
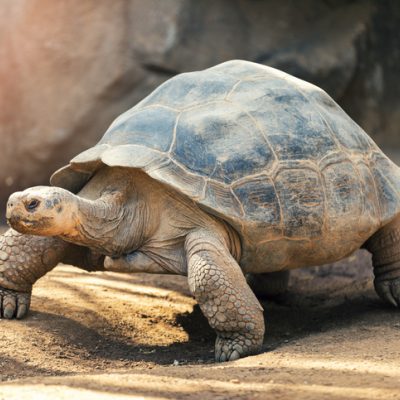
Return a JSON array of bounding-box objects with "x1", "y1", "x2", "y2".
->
[{"x1": 0, "y1": 0, "x2": 399, "y2": 209}]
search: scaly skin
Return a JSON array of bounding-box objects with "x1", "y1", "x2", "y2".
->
[
  {"x1": 365, "y1": 215, "x2": 400, "y2": 307},
  {"x1": 0, "y1": 228, "x2": 105, "y2": 319},
  {"x1": 185, "y1": 229, "x2": 264, "y2": 362},
  {"x1": 0, "y1": 229, "x2": 68, "y2": 319},
  {"x1": 104, "y1": 251, "x2": 167, "y2": 273}
]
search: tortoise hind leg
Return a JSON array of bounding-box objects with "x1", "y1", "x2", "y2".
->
[
  {"x1": 364, "y1": 215, "x2": 400, "y2": 307},
  {"x1": 246, "y1": 271, "x2": 289, "y2": 299}
]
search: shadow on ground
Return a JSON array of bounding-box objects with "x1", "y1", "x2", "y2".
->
[{"x1": 0, "y1": 249, "x2": 399, "y2": 399}]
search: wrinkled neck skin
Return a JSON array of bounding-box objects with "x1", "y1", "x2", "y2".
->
[
  {"x1": 60, "y1": 169, "x2": 153, "y2": 256},
  {"x1": 59, "y1": 167, "x2": 241, "y2": 274}
]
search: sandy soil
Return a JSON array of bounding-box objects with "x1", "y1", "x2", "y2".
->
[{"x1": 0, "y1": 249, "x2": 399, "y2": 399}]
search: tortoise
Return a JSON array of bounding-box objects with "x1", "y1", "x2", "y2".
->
[{"x1": 2, "y1": 60, "x2": 400, "y2": 362}]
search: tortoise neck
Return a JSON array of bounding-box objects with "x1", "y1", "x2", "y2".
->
[{"x1": 60, "y1": 191, "x2": 133, "y2": 254}]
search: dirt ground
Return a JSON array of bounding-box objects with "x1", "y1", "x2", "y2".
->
[{"x1": 0, "y1": 248, "x2": 399, "y2": 400}]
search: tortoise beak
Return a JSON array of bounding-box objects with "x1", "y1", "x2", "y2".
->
[
  {"x1": 6, "y1": 192, "x2": 25, "y2": 229},
  {"x1": 6, "y1": 193, "x2": 19, "y2": 218}
]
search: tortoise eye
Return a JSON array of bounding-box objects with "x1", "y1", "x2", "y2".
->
[{"x1": 26, "y1": 199, "x2": 40, "y2": 211}]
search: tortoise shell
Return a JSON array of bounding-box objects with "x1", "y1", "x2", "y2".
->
[{"x1": 51, "y1": 60, "x2": 400, "y2": 272}]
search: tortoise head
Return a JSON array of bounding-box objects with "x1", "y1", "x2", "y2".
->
[{"x1": 6, "y1": 186, "x2": 77, "y2": 236}]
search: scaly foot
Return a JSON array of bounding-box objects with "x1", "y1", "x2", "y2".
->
[
  {"x1": 374, "y1": 277, "x2": 400, "y2": 308},
  {"x1": 215, "y1": 331, "x2": 262, "y2": 362},
  {"x1": 0, "y1": 287, "x2": 31, "y2": 319}
]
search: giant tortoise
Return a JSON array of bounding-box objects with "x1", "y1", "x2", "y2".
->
[{"x1": 3, "y1": 60, "x2": 400, "y2": 361}]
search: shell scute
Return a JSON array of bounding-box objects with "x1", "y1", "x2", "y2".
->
[
  {"x1": 229, "y1": 80, "x2": 338, "y2": 161},
  {"x1": 173, "y1": 103, "x2": 275, "y2": 184},
  {"x1": 315, "y1": 98, "x2": 373, "y2": 152},
  {"x1": 209, "y1": 60, "x2": 270, "y2": 79},
  {"x1": 101, "y1": 145, "x2": 166, "y2": 171},
  {"x1": 232, "y1": 176, "x2": 281, "y2": 233},
  {"x1": 99, "y1": 107, "x2": 177, "y2": 152},
  {"x1": 369, "y1": 153, "x2": 400, "y2": 222},
  {"x1": 202, "y1": 181, "x2": 243, "y2": 220},
  {"x1": 138, "y1": 71, "x2": 237, "y2": 110},
  {"x1": 322, "y1": 161, "x2": 363, "y2": 232},
  {"x1": 275, "y1": 169, "x2": 324, "y2": 239},
  {"x1": 150, "y1": 159, "x2": 206, "y2": 200},
  {"x1": 356, "y1": 161, "x2": 380, "y2": 229}
]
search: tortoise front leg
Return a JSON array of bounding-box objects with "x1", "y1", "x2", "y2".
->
[
  {"x1": 0, "y1": 229, "x2": 69, "y2": 319},
  {"x1": 185, "y1": 229, "x2": 265, "y2": 362},
  {"x1": 0, "y1": 229, "x2": 104, "y2": 319}
]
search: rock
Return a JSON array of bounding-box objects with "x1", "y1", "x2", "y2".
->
[
  {"x1": 0, "y1": 0, "x2": 399, "y2": 211},
  {"x1": 0, "y1": 0, "x2": 166, "y2": 210}
]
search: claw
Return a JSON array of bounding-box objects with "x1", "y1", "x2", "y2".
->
[
  {"x1": 390, "y1": 280, "x2": 400, "y2": 307},
  {"x1": 16, "y1": 293, "x2": 30, "y2": 319},
  {"x1": 375, "y1": 278, "x2": 400, "y2": 308},
  {"x1": 229, "y1": 350, "x2": 241, "y2": 361},
  {"x1": 0, "y1": 288, "x2": 31, "y2": 319},
  {"x1": 3, "y1": 294, "x2": 16, "y2": 319},
  {"x1": 215, "y1": 334, "x2": 262, "y2": 362}
]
